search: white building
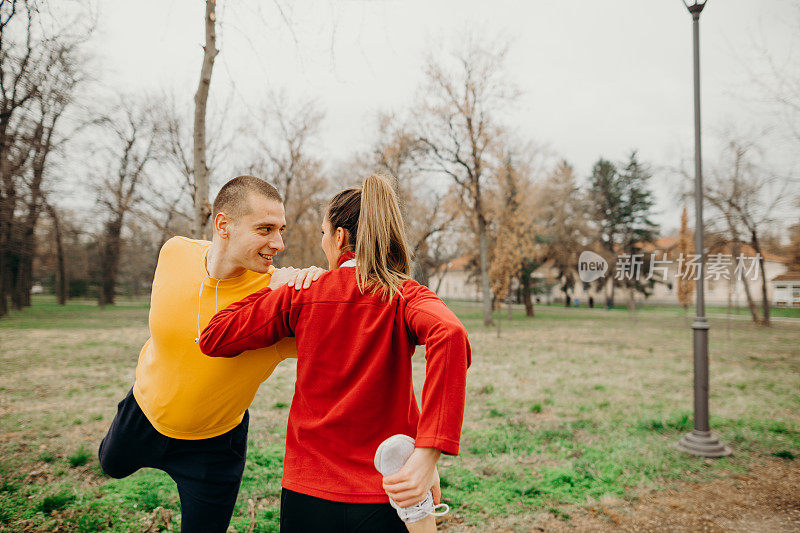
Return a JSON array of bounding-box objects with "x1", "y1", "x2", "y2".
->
[
  {"x1": 546, "y1": 237, "x2": 791, "y2": 307},
  {"x1": 772, "y1": 273, "x2": 800, "y2": 307},
  {"x1": 431, "y1": 237, "x2": 793, "y2": 308},
  {"x1": 431, "y1": 256, "x2": 481, "y2": 301}
]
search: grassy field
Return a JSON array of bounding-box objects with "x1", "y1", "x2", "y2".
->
[{"x1": 0, "y1": 296, "x2": 798, "y2": 532}]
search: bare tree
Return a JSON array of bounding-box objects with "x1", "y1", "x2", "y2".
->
[
  {"x1": 743, "y1": 6, "x2": 800, "y2": 150},
  {"x1": 0, "y1": 0, "x2": 92, "y2": 315},
  {"x1": 704, "y1": 138, "x2": 790, "y2": 326},
  {"x1": 489, "y1": 142, "x2": 545, "y2": 323},
  {"x1": 10, "y1": 36, "x2": 86, "y2": 308},
  {"x1": 348, "y1": 112, "x2": 458, "y2": 286},
  {"x1": 139, "y1": 95, "x2": 231, "y2": 254},
  {"x1": 192, "y1": 0, "x2": 218, "y2": 239},
  {"x1": 244, "y1": 94, "x2": 328, "y2": 267},
  {"x1": 537, "y1": 161, "x2": 592, "y2": 306},
  {"x1": 94, "y1": 98, "x2": 161, "y2": 306},
  {"x1": 413, "y1": 35, "x2": 517, "y2": 325},
  {"x1": 787, "y1": 205, "x2": 800, "y2": 271},
  {"x1": 42, "y1": 200, "x2": 66, "y2": 304},
  {"x1": 0, "y1": 1, "x2": 46, "y2": 316}
]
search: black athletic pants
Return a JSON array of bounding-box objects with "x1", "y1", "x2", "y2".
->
[
  {"x1": 280, "y1": 488, "x2": 406, "y2": 532},
  {"x1": 98, "y1": 388, "x2": 248, "y2": 533}
]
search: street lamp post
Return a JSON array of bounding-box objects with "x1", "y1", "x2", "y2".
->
[{"x1": 676, "y1": 0, "x2": 731, "y2": 458}]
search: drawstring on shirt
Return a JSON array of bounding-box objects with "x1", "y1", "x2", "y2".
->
[{"x1": 195, "y1": 277, "x2": 222, "y2": 344}]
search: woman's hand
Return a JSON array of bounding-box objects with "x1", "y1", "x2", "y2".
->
[
  {"x1": 287, "y1": 266, "x2": 326, "y2": 290},
  {"x1": 382, "y1": 447, "x2": 441, "y2": 508},
  {"x1": 269, "y1": 266, "x2": 325, "y2": 290},
  {"x1": 431, "y1": 466, "x2": 441, "y2": 505}
]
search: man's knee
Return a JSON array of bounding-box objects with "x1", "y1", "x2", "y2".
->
[{"x1": 98, "y1": 435, "x2": 136, "y2": 479}]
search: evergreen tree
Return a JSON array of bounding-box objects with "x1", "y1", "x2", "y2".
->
[
  {"x1": 588, "y1": 152, "x2": 659, "y2": 309},
  {"x1": 589, "y1": 158, "x2": 623, "y2": 308}
]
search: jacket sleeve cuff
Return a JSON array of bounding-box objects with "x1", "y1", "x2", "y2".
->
[{"x1": 413, "y1": 435, "x2": 460, "y2": 456}]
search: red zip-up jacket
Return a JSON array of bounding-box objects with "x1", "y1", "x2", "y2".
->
[{"x1": 199, "y1": 253, "x2": 471, "y2": 503}]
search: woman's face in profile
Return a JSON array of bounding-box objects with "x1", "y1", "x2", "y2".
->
[{"x1": 320, "y1": 218, "x2": 339, "y2": 271}]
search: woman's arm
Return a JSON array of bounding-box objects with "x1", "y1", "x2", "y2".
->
[
  {"x1": 382, "y1": 283, "x2": 471, "y2": 507},
  {"x1": 403, "y1": 284, "x2": 471, "y2": 453},
  {"x1": 198, "y1": 285, "x2": 295, "y2": 357}
]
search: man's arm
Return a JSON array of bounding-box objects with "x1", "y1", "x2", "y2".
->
[{"x1": 199, "y1": 285, "x2": 296, "y2": 358}]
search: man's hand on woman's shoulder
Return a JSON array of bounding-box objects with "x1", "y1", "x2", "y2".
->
[{"x1": 269, "y1": 266, "x2": 326, "y2": 291}]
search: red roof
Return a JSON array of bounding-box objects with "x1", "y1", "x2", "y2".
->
[
  {"x1": 772, "y1": 272, "x2": 800, "y2": 282},
  {"x1": 438, "y1": 255, "x2": 472, "y2": 272},
  {"x1": 640, "y1": 236, "x2": 787, "y2": 264}
]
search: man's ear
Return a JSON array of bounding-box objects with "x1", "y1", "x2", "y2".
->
[{"x1": 214, "y1": 212, "x2": 231, "y2": 239}]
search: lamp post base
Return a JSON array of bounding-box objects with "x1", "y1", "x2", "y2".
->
[{"x1": 676, "y1": 430, "x2": 732, "y2": 458}]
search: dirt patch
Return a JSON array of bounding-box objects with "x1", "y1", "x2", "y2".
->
[{"x1": 525, "y1": 459, "x2": 800, "y2": 532}]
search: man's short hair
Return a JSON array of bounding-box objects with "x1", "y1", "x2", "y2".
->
[{"x1": 212, "y1": 175, "x2": 283, "y2": 220}]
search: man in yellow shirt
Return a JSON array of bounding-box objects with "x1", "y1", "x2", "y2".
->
[{"x1": 98, "y1": 176, "x2": 322, "y2": 532}]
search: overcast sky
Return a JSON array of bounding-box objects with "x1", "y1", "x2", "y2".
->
[{"x1": 93, "y1": 0, "x2": 799, "y2": 234}]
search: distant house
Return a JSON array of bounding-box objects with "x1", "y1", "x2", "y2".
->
[
  {"x1": 430, "y1": 237, "x2": 793, "y2": 307},
  {"x1": 431, "y1": 256, "x2": 481, "y2": 301},
  {"x1": 772, "y1": 273, "x2": 800, "y2": 307},
  {"x1": 638, "y1": 237, "x2": 790, "y2": 306},
  {"x1": 539, "y1": 236, "x2": 791, "y2": 307}
]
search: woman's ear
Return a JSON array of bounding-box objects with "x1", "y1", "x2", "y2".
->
[{"x1": 335, "y1": 227, "x2": 346, "y2": 250}]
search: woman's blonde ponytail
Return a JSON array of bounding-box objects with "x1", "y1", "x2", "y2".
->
[
  {"x1": 326, "y1": 174, "x2": 411, "y2": 300},
  {"x1": 355, "y1": 174, "x2": 411, "y2": 300}
]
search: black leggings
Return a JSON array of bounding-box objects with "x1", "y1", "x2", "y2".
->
[
  {"x1": 280, "y1": 488, "x2": 406, "y2": 533},
  {"x1": 98, "y1": 388, "x2": 248, "y2": 533}
]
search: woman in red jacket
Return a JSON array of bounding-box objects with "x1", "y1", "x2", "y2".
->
[{"x1": 199, "y1": 174, "x2": 471, "y2": 533}]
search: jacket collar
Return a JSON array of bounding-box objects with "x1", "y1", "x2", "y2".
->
[{"x1": 337, "y1": 252, "x2": 356, "y2": 268}]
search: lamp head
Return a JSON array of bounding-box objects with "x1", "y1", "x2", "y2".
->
[{"x1": 682, "y1": 0, "x2": 707, "y2": 15}]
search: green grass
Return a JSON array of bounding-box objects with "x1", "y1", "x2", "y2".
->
[
  {"x1": 0, "y1": 295, "x2": 149, "y2": 330},
  {"x1": 39, "y1": 491, "x2": 76, "y2": 515},
  {"x1": 68, "y1": 446, "x2": 91, "y2": 468},
  {"x1": 0, "y1": 297, "x2": 797, "y2": 531}
]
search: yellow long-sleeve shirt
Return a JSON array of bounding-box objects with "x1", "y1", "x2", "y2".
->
[{"x1": 132, "y1": 236, "x2": 296, "y2": 439}]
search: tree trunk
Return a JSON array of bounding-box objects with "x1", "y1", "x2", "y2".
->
[
  {"x1": 9, "y1": 252, "x2": 21, "y2": 310},
  {"x1": 521, "y1": 273, "x2": 534, "y2": 317},
  {"x1": 192, "y1": 0, "x2": 218, "y2": 239},
  {"x1": 751, "y1": 230, "x2": 770, "y2": 326},
  {"x1": 0, "y1": 251, "x2": 8, "y2": 317},
  {"x1": 47, "y1": 204, "x2": 67, "y2": 305},
  {"x1": 13, "y1": 219, "x2": 37, "y2": 308},
  {"x1": 629, "y1": 286, "x2": 636, "y2": 313},
  {"x1": 0, "y1": 122, "x2": 12, "y2": 318},
  {"x1": 607, "y1": 278, "x2": 616, "y2": 309},
  {"x1": 496, "y1": 302, "x2": 501, "y2": 338},
  {"x1": 478, "y1": 216, "x2": 493, "y2": 326},
  {"x1": 729, "y1": 229, "x2": 759, "y2": 323},
  {"x1": 99, "y1": 216, "x2": 123, "y2": 306},
  {"x1": 739, "y1": 262, "x2": 759, "y2": 323},
  {"x1": 15, "y1": 253, "x2": 32, "y2": 307},
  {"x1": 434, "y1": 263, "x2": 449, "y2": 295}
]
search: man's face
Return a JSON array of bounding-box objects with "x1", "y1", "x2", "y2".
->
[{"x1": 227, "y1": 194, "x2": 286, "y2": 273}]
